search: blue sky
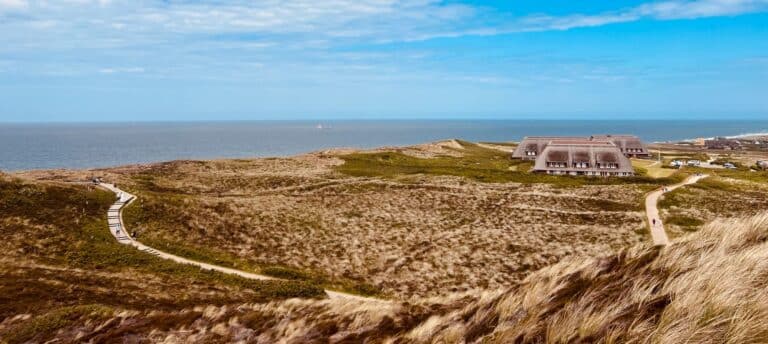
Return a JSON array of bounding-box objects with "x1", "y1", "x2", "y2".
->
[{"x1": 0, "y1": 0, "x2": 767, "y2": 121}]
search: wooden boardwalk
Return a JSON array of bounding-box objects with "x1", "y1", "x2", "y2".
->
[{"x1": 98, "y1": 183, "x2": 379, "y2": 302}]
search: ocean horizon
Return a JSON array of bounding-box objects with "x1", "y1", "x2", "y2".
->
[{"x1": 2, "y1": 119, "x2": 767, "y2": 171}]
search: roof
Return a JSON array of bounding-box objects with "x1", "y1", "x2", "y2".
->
[
  {"x1": 532, "y1": 143, "x2": 634, "y2": 174},
  {"x1": 592, "y1": 135, "x2": 648, "y2": 151},
  {"x1": 511, "y1": 137, "x2": 582, "y2": 158},
  {"x1": 512, "y1": 134, "x2": 649, "y2": 158},
  {"x1": 549, "y1": 139, "x2": 614, "y2": 146}
]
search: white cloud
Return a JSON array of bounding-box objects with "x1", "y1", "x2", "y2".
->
[
  {"x1": 519, "y1": 0, "x2": 768, "y2": 33},
  {"x1": 637, "y1": 0, "x2": 768, "y2": 19},
  {"x1": 99, "y1": 67, "x2": 144, "y2": 74},
  {"x1": 2, "y1": 0, "x2": 767, "y2": 81},
  {"x1": 0, "y1": 0, "x2": 28, "y2": 11},
  {"x1": 5, "y1": 0, "x2": 768, "y2": 46}
]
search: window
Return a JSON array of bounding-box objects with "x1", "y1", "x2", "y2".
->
[{"x1": 573, "y1": 162, "x2": 589, "y2": 168}]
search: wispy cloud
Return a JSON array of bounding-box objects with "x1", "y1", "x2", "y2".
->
[
  {"x1": 0, "y1": 0, "x2": 28, "y2": 11},
  {"x1": 4, "y1": 0, "x2": 767, "y2": 47},
  {"x1": 99, "y1": 67, "x2": 144, "y2": 74},
  {"x1": 518, "y1": 0, "x2": 768, "y2": 33},
  {"x1": 2, "y1": 0, "x2": 767, "y2": 85}
]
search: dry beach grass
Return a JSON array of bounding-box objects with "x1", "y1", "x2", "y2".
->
[
  {"x1": 5, "y1": 141, "x2": 768, "y2": 342},
  {"x1": 18, "y1": 141, "x2": 661, "y2": 298},
  {"x1": 7, "y1": 214, "x2": 768, "y2": 343}
]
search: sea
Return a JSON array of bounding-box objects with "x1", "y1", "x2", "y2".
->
[{"x1": 1, "y1": 120, "x2": 767, "y2": 171}]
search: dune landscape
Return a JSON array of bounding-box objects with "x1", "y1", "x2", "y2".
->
[{"x1": 3, "y1": 140, "x2": 768, "y2": 343}]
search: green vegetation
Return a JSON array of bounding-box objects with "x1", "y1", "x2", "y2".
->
[
  {"x1": 123, "y1": 200, "x2": 383, "y2": 297},
  {"x1": 0, "y1": 177, "x2": 325, "y2": 314},
  {"x1": 666, "y1": 215, "x2": 705, "y2": 231},
  {"x1": 140, "y1": 236, "x2": 257, "y2": 271},
  {"x1": 657, "y1": 188, "x2": 690, "y2": 209},
  {"x1": 0, "y1": 177, "x2": 114, "y2": 227},
  {"x1": 709, "y1": 168, "x2": 768, "y2": 184},
  {"x1": 64, "y1": 219, "x2": 324, "y2": 301},
  {"x1": 336, "y1": 140, "x2": 685, "y2": 187},
  {"x1": 262, "y1": 265, "x2": 383, "y2": 297},
  {"x1": 3, "y1": 305, "x2": 114, "y2": 344}
]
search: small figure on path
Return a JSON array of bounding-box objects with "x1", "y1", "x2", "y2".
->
[{"x1": 652, "y1": 218, "x2": 657, "y2": 226}]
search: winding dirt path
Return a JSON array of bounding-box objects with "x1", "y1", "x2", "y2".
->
[
  {"x1": 645, "y1": 174, "x2": 708, "y2": 246},
  {"x1": 98, "y1": 183, "x2": 379, "y2": 302}
]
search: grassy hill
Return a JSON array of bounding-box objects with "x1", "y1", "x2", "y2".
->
[
  {"x1": 6, "y1": 142, "x2": 768, "y2": 342},
  {"x1": 0, "y1": 176, "x2": 324, "y2": 344},
  {"x1": 5, "y1": 210, "x2": 767, "y2": 342}
]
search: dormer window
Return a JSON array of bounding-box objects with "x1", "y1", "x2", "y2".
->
[
  {"x1": 546, "y1": 161, "x2": 567, "y2": 168},
  {"x1": 597, "y1": 162, "x2": 618, "y2": 169},
  {"x1": 573, "y1": 162, "x2": 589, "y2": 168}
]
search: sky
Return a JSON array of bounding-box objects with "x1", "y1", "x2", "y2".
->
[{"x1": 0, "y1": 0, "x2": 767, "y2": 122}]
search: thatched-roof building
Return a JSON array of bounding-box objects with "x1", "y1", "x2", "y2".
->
[
  {"x1": 512, "y1": 134, "x2": 650, "y2": 160},
  {"x1": 530, "y1": 139, "x2": 635, "y2": 176},
  {"x1": 590, "y1": 135, "x2": 650, "y2": 158}
]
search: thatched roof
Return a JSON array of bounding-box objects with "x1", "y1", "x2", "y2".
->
[
  {"x1": 532, "y1": 142, "x2": 634, "y2": 174},
  {"x1": 572, "y1": 150, "x2": 591, "y2": 163},
  {"x1": 513, "y1": 135, "x2": 649, "y2": 158},
  {"x1": 596, "y1": 151, "x2": 619, "y2": 163},
  {"x1": 546, "y1": 150, "x2": 569, "y2": 162}
]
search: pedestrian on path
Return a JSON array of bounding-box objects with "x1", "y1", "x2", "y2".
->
[{"x1": 653, "y1": 218, "x2": 657, "y2": 226}]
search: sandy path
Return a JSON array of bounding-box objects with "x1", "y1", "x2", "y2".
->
[
  {"x1": 645, "y1": 174, "x2": 708, "y2": 246},
  {"x1": 98, "y1": 183, "x2": 379, "y2": 302}
]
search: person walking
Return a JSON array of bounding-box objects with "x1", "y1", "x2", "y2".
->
[{"x1": 652, "y1": 218, "x2": 657, "y2": 226}]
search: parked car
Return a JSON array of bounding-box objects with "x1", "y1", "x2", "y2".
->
[
  {"x1": 669, "y1": 160, "x2": 683, "y2": 168},
  {"x1": 687, "y1": 160, "x2": 701, "y2": 166},
  {"x1": 723, "y1": 162, "x2": 736, "y2": 169}
]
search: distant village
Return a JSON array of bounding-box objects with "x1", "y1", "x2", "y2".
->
[
  {"x1": 511, "y1": 134, "x2": 768, "y2": 176},
  {"x1": 697, "y1": 136, "x2": 768, "y2": 151}
]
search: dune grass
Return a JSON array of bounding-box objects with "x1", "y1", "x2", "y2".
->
[
  {"x1": 0, "y1": 177, "x2": 325, "y2": 320},
  {"x1": 665, "y1": 214, "x2": 705, "y2": 231},
  {"x1": 23, "y1": 214, "x2": 768, "y2": 343},
  {"x1": 3, "y1": 304, "x2": 114, "y2": 344},
  {"x1": 631, "y1": 159, "x2": 677, "y2": 178},
  {"x1": 123, "y1": 199, "x2": 384, "y2": 297}
]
